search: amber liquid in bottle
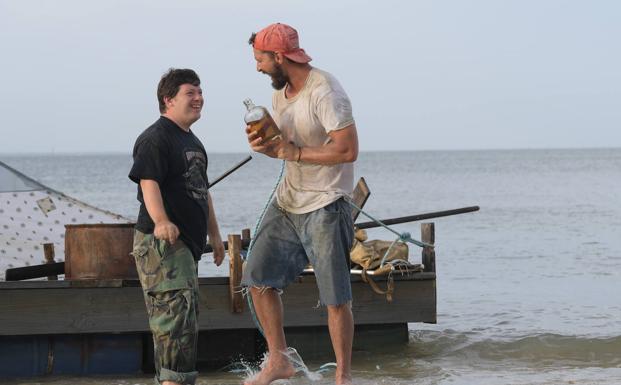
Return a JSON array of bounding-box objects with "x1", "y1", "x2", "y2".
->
[{"x1": 243, "y1": 99, "x2": 281, "y2": 144}]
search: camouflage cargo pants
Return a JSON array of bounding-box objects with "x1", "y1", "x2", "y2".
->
[{"x1": 132, "y1": 230, "x2": 199, "y2": 385}]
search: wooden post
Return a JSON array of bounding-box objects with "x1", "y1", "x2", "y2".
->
[
  {"x1": 43, "y1": 243, "x2": 58, "y2": 281},
  {"x1": 421, "y1": 223, "x2": 435, "y2": 273},
  {"x1": 241, "y1": 228, "x2": 251, "y2": 245},
  {"x1": 228, "y1": 234, "x2": 244, "y2": 313}
]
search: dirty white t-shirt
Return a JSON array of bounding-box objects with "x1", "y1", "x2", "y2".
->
[{"x1": 273, "y1": 67, "x2": 355, "y2": 214}]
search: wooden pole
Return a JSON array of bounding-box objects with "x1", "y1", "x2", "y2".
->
[
  {"x1": 355, "y1": 206, "x2": 479, "y2": 230},
  {"x1": 43, "y1": 243, "x2": 58, "y2": 281},
  {"x1": 421, "y1": 223, "x2": 435, "y2": 273},
  {"x1": 209, "y1": 155, "x2": 252, "y2": 189},
  {"x1": 228, "y1": 234, "x2": 244, "y2": 313},
  {"x1": 241, "y1": 228, "x2": 251, "y2": 245}
]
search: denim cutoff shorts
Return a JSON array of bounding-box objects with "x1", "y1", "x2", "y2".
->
[{"x1": 241, "y1": 197, "x2": 354, "y2": 305}]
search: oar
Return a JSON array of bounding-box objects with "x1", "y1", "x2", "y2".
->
[
  {"x1": 209, "y1": 155, "x2": 252, "y2": 188},
  {"x1": 355, "y1": 206, "x2": 479, "y2": 230}
]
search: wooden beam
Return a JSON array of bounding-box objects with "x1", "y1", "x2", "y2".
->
[
  {"x1": 421, "y1": 222, "x2": 436, "y2": 273},
  {"x1": 351, "y1": 177, "x2": 371, "y2": 222},
  {"x1": 227, "y1": 234, "x2": 244, "y2": 313},
  {"x1": 241, "y1": 229, "x2": 251, "y2": 243},
  {"x1": 0, "y1": 274, "x2": 435, "y2": 335},
  {"x1": 43, "y1": 243, "x2": 58, "y2": 281}
]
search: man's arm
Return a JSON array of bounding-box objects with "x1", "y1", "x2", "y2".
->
[
  {"x1": 140, "y1": 179, "x2": 179, "y2": 244},
  {"x1": 246, "y1": 123, "x2": 358, "y2": 165},
  {"x1": 207, "y1": 192, "x2": 224, "y2": 266},
  {"x1": 296, "y1": 124, "x2": 358, "y2": 164}
]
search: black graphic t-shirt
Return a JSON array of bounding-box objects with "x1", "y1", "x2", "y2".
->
[{"x1": 129, "y1": 116, "x2": 210, "y2": 260}]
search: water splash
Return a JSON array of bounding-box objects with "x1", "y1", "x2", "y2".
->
[
  {"x1": 282, "y1": 347, "x2": 334, "y2": 381},
  {"x1": 235, "y1": 347, "x2": 336, "y2": 383}
]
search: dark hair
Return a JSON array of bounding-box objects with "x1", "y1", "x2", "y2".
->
[{"x1": 157, "y1": 68, "x2": 201, "y2": 113}]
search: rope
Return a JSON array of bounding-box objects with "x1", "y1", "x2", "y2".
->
[
  {"x1": 379, "y1": 237, "x2": 402, "y2": 267},
  {"x1": 345, "y1": 198, "x2": 433, "y2": 249}
]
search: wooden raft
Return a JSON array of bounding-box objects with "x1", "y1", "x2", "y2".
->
[{"x1": 0, "y1": 177, "x2": 437, "y2": 336}]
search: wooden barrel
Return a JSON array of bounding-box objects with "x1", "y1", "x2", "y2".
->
[{"x1": 64, "y1": 223, "x2": 137, "y2": 280}]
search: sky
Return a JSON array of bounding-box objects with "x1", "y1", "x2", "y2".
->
[{"x1": 0, "y1": 0, "x2": 619, "y2": 153}]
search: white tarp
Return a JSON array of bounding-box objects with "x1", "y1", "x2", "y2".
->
[{"x1": 0, "y1": 160, "x2": 131, "y2": 280}]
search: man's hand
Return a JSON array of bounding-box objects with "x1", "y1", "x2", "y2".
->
[
  {"x1": 246, "y1": 125, "x2": 280, "y2": 157},
  {"x1": 275, "y1": 140, "x2": 300, "y2": 161},
  {"x1": 153, "y1": 220, "x2": 180, "y2": 245},
  {"x1": 209, "y1": 234, "x2": 225, "y2": 266},
  {"x1": 245, "y1": 125, "x2": 300, "y2": 161},
  {"x1": 140, "y1": 180, "x2": 179, "y2": 244}
]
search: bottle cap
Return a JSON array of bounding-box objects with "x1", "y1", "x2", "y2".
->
[{"x1": 243, "y1": 99, "x2": 254, "y2": 110}]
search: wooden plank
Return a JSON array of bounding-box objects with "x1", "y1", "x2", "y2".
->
[
  {"x1": 0, "y1": 280, "x2": 73, "y2": 289},
  {"x1": 0, "y1": 286, "x2": 148, "y2": 335},
  {"x1": 5, "y1": 262, "x2": 65, "y2": 281},
  {"x1": 227, "y1": 234, "x2": 244, "y2": 313},
  {"x1": 43, "y1": 243, "x2": 58, "y2": 281},
  {"x1": 421, "y1": 222, "x2": 436, "y2": 272},
  {"x1": 0, "y1": 273, "x2": 434, "y2": 289},
  {"x1": 0, "y1": 277, "x2": 231, "y2": 289},
  {"x1": 351, "y1": 177, "x2": 371, "y2": 222},
  {"x1": 67, "y1": 279, "x2": 125, "y2": 288},
  {"x1": 0, "y1": 279, "x2": 133, "y2": 289},
  {"x1": 0, "y1": 275, "x2": 435, "y2": 335},
  {"x1": 241, "y1": 228, "x2": 251, "y2": 243}
]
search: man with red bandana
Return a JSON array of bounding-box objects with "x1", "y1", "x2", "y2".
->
[{"x1": 242, "y1": 23, "x2": 359, "y2": 385}]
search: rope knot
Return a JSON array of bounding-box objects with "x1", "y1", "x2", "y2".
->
[{"x1": 399, "y1": 232, "x2": 411, "y2": 241}]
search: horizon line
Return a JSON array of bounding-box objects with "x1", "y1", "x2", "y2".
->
[{"x1": 1, "y1": 146, "x2": 620, "y2": 156}]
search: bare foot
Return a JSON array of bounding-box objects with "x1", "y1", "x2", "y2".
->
[
  {"x1": 335, "y1": 373, "x2": 353, "y2": 385},
  {"x1": 244, "y1": 358, "x2": 296, "y2": 385}
]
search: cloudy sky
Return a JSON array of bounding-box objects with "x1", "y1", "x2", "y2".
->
[{"x1": 0, "y1": 0, "x2": 619, "y2": 153}]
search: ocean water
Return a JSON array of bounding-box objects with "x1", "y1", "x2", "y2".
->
[{"x1": 3, "y1": 148, "x2": 621, "y2": 384}]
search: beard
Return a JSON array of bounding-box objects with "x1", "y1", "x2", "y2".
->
[{"x1": 265, "y1": 63, "x2": 289, "y2": 90}]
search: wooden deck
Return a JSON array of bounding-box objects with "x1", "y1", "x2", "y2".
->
[
  {"x1": 0, "y1": 273, "x2": 436, "y2": 336},
  {"x1": 0, "y1": 220, "x2": 439, "y2": 376}
]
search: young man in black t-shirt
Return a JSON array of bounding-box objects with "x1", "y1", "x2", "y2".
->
[{"x1": 129, "y1": 68, "x2": 224, "y2": 385}]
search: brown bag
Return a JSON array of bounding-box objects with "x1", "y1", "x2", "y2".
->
[
  {"x1": 349, "y1": 229, "x2": 409, "y2": 302},
  {"x1": 349, "y1": 229, "x2": 409, "y2": 271}
]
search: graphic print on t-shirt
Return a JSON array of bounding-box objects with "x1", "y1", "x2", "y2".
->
[{"x1": 183, "y1": 150, "x2": 209, "y2": 200}]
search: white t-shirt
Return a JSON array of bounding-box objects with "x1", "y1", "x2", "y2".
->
[{"x1": 273, "y1": 67, "x2": 355, "y2": 214}]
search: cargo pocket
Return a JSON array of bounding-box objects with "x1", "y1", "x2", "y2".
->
[
  {"x1": 147, "y1": 288, "x2": 197, "y2": 338},
  {"x1": 132, "y1": 240, "x2": 164, "y2": 292}
]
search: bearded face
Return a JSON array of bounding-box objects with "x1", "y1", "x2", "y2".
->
[{"x1": 265, "y1": 62, "x2": 289, "y2": 90}]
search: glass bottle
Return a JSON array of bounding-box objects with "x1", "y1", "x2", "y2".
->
[{"x1": 243, "y1": 99, "x2": 281, "y2": 144}]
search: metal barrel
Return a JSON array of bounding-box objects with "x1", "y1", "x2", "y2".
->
[{"x1": 64, "y1": 223, "x2": 137, "y2": 280}]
